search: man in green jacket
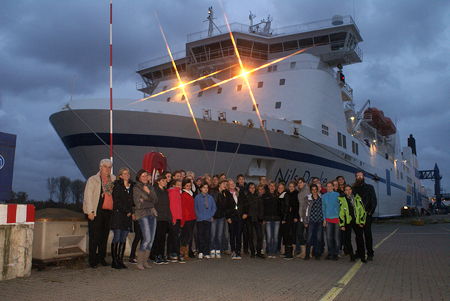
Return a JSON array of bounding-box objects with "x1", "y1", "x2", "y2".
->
[{"x1": 338, "y1": 185, "x2": 367, "y2": 263}]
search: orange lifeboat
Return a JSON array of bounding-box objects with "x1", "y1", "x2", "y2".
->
[{"x1": 364, "y1": 108, "x2": 397, "y2": 136}]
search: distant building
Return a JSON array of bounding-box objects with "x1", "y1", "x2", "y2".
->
[{"x1": 0, "y1": 132, "x2": 17, "y2": 202}]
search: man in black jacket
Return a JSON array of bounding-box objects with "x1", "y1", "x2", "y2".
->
[
  {"x1": 243, "y1": 183, "x2": 265, "y2": 258},
  {"x1": 352, "y1": 171, "x2": 377, "y2": 260},
  {"x1": 152, "y1": 177, "x2": 179, "y2": 264}
]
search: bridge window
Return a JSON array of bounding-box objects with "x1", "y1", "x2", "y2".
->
[
  {"x1": 279, "y1": 78, "x2": 286, "y2": 86},
  {"x1": 152, "y1": 70, "x2": 162, "y2": 79},
  {"x1": 299, "y1": 38, "x2": 313, "y2": 48},
  {"x1": 252, "y1": 104, "x2": 259, "y2": 111},
  {"x1": 290, "y1": 62, "x2": 296, "y2": 69},
  {"x1": 237, "y1": 84, "x2": 242, "y2": 91},
  {"x1": 198, "y1": 91, "x2": 203, "y2": 97},
  {"x1": 314, "y1": 35, "x2": 330, "y2": 46},
  {"x1": 330, "y1": 32, "x2": 347, "y2": 42},
  {"x1": 232, "y1": 106, "x2": 237, "y2": 110},
  {"x1": 253, "y1": 42, "x2": 269, "y2": 59},
  {"x1": 330, "y1": 32, "x2": 347, "y2": 51},
  {"x1": 283, "y1": 40, "x2": 298, "y2": 51},
  {"x1": 269, "y1": 43, "x2": 283, "y2": 53},
  {"x1": 257, "y1": 81, "x2": 264, "y2": 88},
  {"x1": 166, "y1": 97, "x2": 171, "y2": 102},
  {"x1": 162, "y1": 67, "x2": 173, "y2": 76},
  {"x1": 181, "y1": 94, "x2": 185, "y2": 101},
  {"x1": 217, "y1": 87, "x2": 222, "y2": 94},
  {"x1": 275, "y1": 101, "x2": 281, "y2": 109},
  {"x1": 205, "y1": 42, "x2": 221, "y2": 59}
]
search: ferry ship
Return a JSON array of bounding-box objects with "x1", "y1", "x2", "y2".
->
[{"x1": 50, "y1": 10, "x2": 424, "y2": 217}]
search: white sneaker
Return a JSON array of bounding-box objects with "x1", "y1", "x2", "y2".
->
[
  {"x1": 198, "y1": 253, "x2": 204, "y2": 259},
  {"x1": 204, "y1": 255, "x2": 211, "y2": 259},
  {"x1": 210, "y1": 251, "x2": 216, "y2": 258},
  {"x1": 216, "y1": 251, "x2": 221, "y2": 259}
]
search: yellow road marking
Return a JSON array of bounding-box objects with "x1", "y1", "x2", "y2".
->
[
  {"x1": 374, "y1": 228, "x2": 399, "y2": 249},
  {"x1": 319, "y1": 227, "x2": 399, "y2": 301}
]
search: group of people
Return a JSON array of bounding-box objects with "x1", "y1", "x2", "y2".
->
[{"x1": 83, "y1": 158, "x2": 377, "y2": 270}]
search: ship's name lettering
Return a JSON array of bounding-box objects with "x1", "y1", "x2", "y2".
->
[{"x1": 275, "y1": 168, "x2": 328, "y2": 184}]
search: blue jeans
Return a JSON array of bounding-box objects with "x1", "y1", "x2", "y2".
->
[
  {"x1": 306, "y1": 221, "x2": 323, "y2": 257},
  {"x1": 112, "y1": 229, "x2": 129, "y2": 243},
  {"x1": 138, "y1": 215, "x2": 157, "y2": 251},
  {"x1": 265, "y1": 221, "x2": 280, "y2": 256},
  {"x1": 325, "y1": 222, "x2": 341, "y2": 256},
  {"x1": 211, "y1": 218, "x2": 225, "y2": 251}
]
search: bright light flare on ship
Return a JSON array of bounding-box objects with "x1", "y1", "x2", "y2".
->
[
  {"x1": 137, "y1": 65, "x2": 235, "y2": 102},
  {"x1": 157, "y1": 23, "x2": 204, "y2": 144},
  {"x1": 198, "y1": 47, "x2": 308, "y2": 93},
  {"x1": 223, "y1": 12, "x2": 272, "y2": 148}
]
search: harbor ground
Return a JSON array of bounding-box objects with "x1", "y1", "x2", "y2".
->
[{"x1": 0, "y1": 219, "x2": 449, "y2": 301}]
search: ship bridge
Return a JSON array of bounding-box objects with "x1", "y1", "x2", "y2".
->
[{"x1": 137, "y1": 14, "x2": 363, "y2": 96}]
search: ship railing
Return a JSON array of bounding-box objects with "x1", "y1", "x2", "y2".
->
[
  {"x1": 341, "y1": 83, "x2": 353, "y2": 100},
  {"x1": 136, "y1": 82, "x2": 146, "y2": 90},
  {"x1": 138, "y1": 45, "x2": 270, "y2": 73},
  {"x1": 272, "y1": 15, "x2": 359, "y2": 36},
  {"x1": 187, "y1": 15, "x2": 359, "y2": 42},
  {"x1": 189, "y1": 45, "x2": 269, "y2": 63},
  {"x1": 138, "y1": 49, "x2": 186, "y2": 70},
  {"x1": 354, "y1": 44, "x2": 363, "y2": 61}
]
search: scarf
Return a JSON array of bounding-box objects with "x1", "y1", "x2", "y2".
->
[{"x1": 101, "y1": 174, "x2": 114, "y2": 210}]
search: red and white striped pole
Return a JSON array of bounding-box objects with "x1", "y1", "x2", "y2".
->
[{"x1": 109, "y1": 0, "x2": 113, "y2": 172}]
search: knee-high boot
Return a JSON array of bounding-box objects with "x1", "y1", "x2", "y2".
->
[
  {"x1": 119, "y1": 242, "x2": 127, "y2": 269},
  {"x1": 111, "y1": 243, "x2": 121, "y2": 269}
]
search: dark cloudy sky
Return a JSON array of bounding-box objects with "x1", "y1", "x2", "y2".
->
[{"x1": 1, "y1": 0, "x2": 449, "y2": 200}]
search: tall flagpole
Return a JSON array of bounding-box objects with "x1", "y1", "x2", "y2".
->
[{"x1": 109, "y1": 0, "x2": 113, "y2": 172}]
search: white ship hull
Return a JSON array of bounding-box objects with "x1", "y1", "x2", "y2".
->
[{"x1": 50, "y1": 109, "x2": 417, "y2": 217}]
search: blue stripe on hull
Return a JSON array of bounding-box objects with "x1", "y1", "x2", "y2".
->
[{"x1": 62, "y1": 132, "x2": 406, "y2": 192}]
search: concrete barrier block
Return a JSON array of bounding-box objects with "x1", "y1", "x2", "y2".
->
[
  {"x1": 0, "y1": 204, "x2": 35, "y2": 281},
  {"x1": 0, "y1": 224, "x2": 34, "y2": 280}
]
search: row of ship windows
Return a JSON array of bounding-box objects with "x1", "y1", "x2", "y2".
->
[
  {"x1": 165, "y1": 78, "x2": 287, "y2": 102},
  {"x1": 322, "y1": 126, "x2": 359, "y2": 155}
]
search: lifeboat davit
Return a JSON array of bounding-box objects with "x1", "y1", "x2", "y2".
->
[{"x1": 364, "y1": 108, "x2": 396, "y2": 136}]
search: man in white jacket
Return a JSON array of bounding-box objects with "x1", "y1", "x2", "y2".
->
[{"x1": 83, "y1": 159, "x2": 116, "y2": 268}]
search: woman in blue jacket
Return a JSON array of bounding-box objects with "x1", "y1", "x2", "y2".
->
[{"x1": 194, "y1": 183, "x2": 217, "y2": 259}]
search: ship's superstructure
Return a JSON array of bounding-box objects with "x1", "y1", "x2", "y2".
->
[{"x1": 50, "y1": 11, "x2": 424, "y2": 216}]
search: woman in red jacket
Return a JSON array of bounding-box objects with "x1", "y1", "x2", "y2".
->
[
  {"x1": 180, "y1": 179, "x2": 197, "y2": 259},
  {"x1": 167, "y1": 179, "x2": 184, "y2": 262}
]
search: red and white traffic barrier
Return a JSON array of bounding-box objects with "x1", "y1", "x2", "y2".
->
[{"x1": 0, "y1": 204, "x2": 35, "y2": 225}]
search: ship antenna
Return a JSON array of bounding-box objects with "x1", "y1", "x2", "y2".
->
[
  {"x1": 109, "y1": 0, "x2": 114, "y2": 173},
  {"x1": 69, "y1": 75, "x2": 77, "y2": 102},
  {"x1": 204, "y1": 6, "x2": 221, "y2": 37},
  {"x1": 249, "y1": 11, "x2": 256, "y2": 32}
]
